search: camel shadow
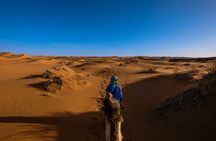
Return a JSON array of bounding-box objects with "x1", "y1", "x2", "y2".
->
[{"x1": 0, "y1": 112, "x2": 105, "y2": 141}]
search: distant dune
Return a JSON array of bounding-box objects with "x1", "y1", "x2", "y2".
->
[{"x1": 0, "y1": 52, "x2": 33, "y2": 59}]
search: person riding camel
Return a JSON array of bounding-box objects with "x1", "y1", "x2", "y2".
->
[{"x1": 106, "y1": 75, "x2": 123, "y2": 103}]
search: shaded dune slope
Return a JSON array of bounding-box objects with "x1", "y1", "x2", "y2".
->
[{"x1": 123, "y1": 72, "x2": 216, "y2": 141}]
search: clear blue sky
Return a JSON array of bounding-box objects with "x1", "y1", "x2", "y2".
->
[{"x1": 0, "y1": 0, "x2": 215, "y2": 57}]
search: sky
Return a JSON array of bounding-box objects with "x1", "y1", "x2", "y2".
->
[{"x1": 0, "y1": 0, "x2": 216, "y2": 57}]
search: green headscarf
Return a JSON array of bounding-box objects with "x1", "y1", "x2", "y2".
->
[{"x1": 110, "y1": 75, "x2": 118, "y2": 85}]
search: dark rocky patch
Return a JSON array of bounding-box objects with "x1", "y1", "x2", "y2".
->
[{"x1": 29, "y1": 76, "x2": 63, "y2": 93}]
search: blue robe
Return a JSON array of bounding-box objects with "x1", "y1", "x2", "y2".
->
[{"x1": 106, "y1": 84, "x2": 123, "y2": 102}]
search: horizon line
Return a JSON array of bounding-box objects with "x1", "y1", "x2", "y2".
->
[{"x1": 1, "y1": 51, "x2": 216, "y2": 58}]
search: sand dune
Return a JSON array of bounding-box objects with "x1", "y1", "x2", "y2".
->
[
  {"x1": 0, "y1": 52, "x2": 32, "y2": 59},
  {"x1": 0, "y1": 52, "x2": 215, "y2": 141},
  {"x1": 0, "y1": 52, "x2": 16, "y2": 57}
]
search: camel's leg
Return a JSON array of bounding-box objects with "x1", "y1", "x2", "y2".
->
[{"x1": 105, "y1": 117, "x2": 111, "y2": 141}]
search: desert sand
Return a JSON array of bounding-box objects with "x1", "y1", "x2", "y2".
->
[{"x1": 0, "y1": 52, "x2": 215, "y2": 141}]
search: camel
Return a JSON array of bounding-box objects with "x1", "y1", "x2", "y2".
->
[{"x1": 103, "y1": 93, "x2": 123, "y2": 141}]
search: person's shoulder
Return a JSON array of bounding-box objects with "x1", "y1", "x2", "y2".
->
[
  {"x1": 107, "y1": 84, "x2": 114, "y2": 89},
  {"x1": 116, "y1": 84, "x2": 122, "y2": 89}
]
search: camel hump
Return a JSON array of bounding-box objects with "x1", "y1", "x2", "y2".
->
[{"x1": 104, "y1": 93, "x2": 120, "y2": 111}]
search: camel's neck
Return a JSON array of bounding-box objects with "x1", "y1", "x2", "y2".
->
[
  {"x1": 105, "y1": 116, "x2": 123, "y2": 141},
  {"x1": 115, "y1": 121, "x2": 123, "y2": 141},
  {"x1": 103, "y1": 94, "x2": 123, "y2": 141}
]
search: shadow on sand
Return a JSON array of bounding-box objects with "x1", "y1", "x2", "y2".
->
[
  {"x1": 20, "y1": 74, "x2": 43, "y2": 79},
  {"x1": 0, "y1": 112, "x2": 105, "y2": 141},
  {"x1": 122, "y1": 74, "x2": 216, "y2": 141}
]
